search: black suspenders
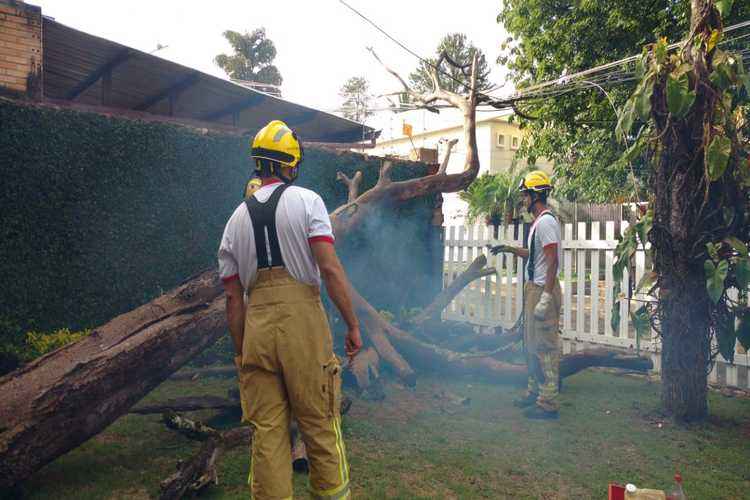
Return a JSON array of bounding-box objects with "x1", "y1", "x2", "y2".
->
[
  {"x1": 244, "y1": 184, "x2": 290, "y2": 269},
  {"x1": 528, "y1": 212, "x2": 556, "y2": 282}
]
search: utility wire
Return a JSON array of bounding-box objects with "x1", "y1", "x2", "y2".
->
[
  {"x1": 490, "y1": 22, "x2": 750, "y2": 105},
  {"x1": 337, "y1": 0, "x2": 502, "y2": 100},
  {"x1": 339, "y1": 0, "x2": 749, "y2": 112}
]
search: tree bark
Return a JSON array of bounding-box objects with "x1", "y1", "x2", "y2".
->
[
  {"x1": 649, "y1": 0, "x2": 718, "y2": 421},
  {"x1": 160, "y1": 426, "x2": 252, "y2": 500},
  {"x1": 0, "y1": 270, "x2": 226, "y2": 488}
]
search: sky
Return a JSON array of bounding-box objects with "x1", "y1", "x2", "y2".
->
[{"x1": 33, "y1": 0, "x2": 510, "y2": 118}]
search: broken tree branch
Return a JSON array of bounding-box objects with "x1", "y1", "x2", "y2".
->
[
  {"x1": 160, "y1": 426, "x2": 252, "y2": 500},
  {"x1": 437, "y1": 138, "x2": 459, "y2": 175},
  {"x1": 162, "y1": 411, "x2": 221, "y2": 441},
  {"x1": 336, "y1": 171, "x2": 363, "y2": 203},
  {"x1": 411, "y1": 254, "x2": 496, "y2": 327}
]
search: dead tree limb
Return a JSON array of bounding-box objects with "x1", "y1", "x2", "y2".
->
[
  {"x1": 162, "y1": 411, "x2": 221, "y2": 441},
  {"x1": 328, "y1": 51, "x2": 482, "y2": 381},
  {"x1": 437, "y1": 138, "x2": 459, "y2": 175},
  {"x1": 330, "y1": 50, "x2": 480, "y2": 241},
  {"x1": 412, "y1": 254, "x2": 495, "y2": 327},
  {"x1": 336, "y1": 171, "x2": 363, "y2": 203},
  {"x1": 348, "y1": 347, "x2": 385, "y2": 400},
  {"x1": 160, "y1": 426, "x2": 252, "y2": 500}
]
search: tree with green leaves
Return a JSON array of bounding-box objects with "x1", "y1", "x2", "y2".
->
[
  {"x1": 409, "y1": 33, "x2": 492, "y2": 95},
  {"x1": 214, "y1": 28, "x2": 283, "y2": 90},
  {"x1": 608, "y1": 0, "x2": 749, "y2": 421},
  {"x1": 339, "y1": 76, "x2": 373, "y2": 123},
  {"x1": 498, "y1": 0, "x2": 750, "y2": 202}
]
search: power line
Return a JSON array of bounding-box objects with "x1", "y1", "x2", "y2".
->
[
  {"x1": 339, "y1": 0, "x2": 750, "y2": 113},
  {"x1": 490, "y1": 20, "x2": 750, "y2": 106},
  {"x1": 336, "y1": 0, "x2": 502, "y2": 98}
]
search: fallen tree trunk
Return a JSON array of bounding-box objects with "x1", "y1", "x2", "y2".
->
[
  {"x1": 411, "y1": 254, "x2": 495, "y2": 327},
  {"x1": 0, "y1": 270, "x2": 225, "y2": 489}
]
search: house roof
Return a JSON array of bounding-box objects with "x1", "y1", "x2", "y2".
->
[{"x1": 42, "y1": 18, "x2": 373, "y2": 143}]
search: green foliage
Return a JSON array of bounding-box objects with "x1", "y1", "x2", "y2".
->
[
  {"x1": 21, "y1": 328, "x2": 91, "y2": 361},
  {"x1": 409, "y1": 33, "x2": 492, "y2": 95},
  {"x1": 704, "y1": 259, "x2": 729, "y2": 304},
  {"x1": 497, "y1": 0, "x2": 750, "y2": 202},
  {"x1": 705, "y1": 135, "x2": 732, "y2": 181},
  {"x1": 666, "y1": 71, "x2": 696, "y2": 118},
  {"x1": 608, "y1": 2, "x2": 750, "y2": 369},
  {"x1": 458, "y1": 170, "x2": 526, "y2": 224},
  {"x1": 0, "y1": 99, "x2": 440, "y2": 361},
  {"x1": 214, "y1": 28, "x2": 282, "y2": 87},
  {"x1": 339, "y1": 76, "x2": 372, "y2": 123}
]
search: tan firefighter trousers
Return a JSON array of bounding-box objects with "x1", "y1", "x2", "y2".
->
[
  {"x1": 523, "y1": 280, "x2": 562, "y2": 412},
  {"x1": 236, "y1": 268, "x2": 350, "y2": 500}
]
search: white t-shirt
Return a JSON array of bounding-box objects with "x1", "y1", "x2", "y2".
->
[
  {"x1": 217, "y1": 181, "x2": 335, "y2": 289},
  {"x1": 526, "y1": 210, "x2": 562, "y2": 286}
]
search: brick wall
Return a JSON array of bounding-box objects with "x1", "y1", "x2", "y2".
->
[{"x1": 0, "y1": 0, "x2": 42, "y2": 98}]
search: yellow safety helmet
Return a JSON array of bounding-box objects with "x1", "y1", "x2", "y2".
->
[
  {"x1": 251, "y1": 120, "x2": 303, "y2": 182},
  {"x1": 243, "y1": 177, "x2": 262, "y2": 198},
  {"x1": 518, "y1": 170, "x2": 553, "y2": 193}
]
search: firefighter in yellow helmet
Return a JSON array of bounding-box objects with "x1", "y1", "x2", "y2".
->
[
  {"x1": 218, "y1": 120, "x2": 362, "y2": 498},
  {"x1": 490, "y1": 170, "x2": 563, "y2": 419}
]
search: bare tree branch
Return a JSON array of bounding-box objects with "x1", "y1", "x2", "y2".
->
[
  {"x1": 438, "y1": 138, "x2": 459, "y2": 175},
  {"x1": 336, "y1": 171, "x2": 363, "y2": 203}
]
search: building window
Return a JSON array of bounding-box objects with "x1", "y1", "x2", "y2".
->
[
  {"x1": 511, "y1": 136, "x2": 520, "y2": 149},
  {"x1": 497, "y1": 134, "x2": 505, "y2": 148}
]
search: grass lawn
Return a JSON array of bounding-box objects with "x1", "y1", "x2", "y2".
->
[{"x1": 14, "y1": 369, "x2": 750, "y2": 499}]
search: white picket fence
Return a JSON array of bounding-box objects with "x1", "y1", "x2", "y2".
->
[{"x1": 443, "y1": 222, "x2": 750, "y2": 390}]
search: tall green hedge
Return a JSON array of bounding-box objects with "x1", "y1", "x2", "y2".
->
[{"x1": 0, "y1": 98, "x2": 441, "y2": 355}]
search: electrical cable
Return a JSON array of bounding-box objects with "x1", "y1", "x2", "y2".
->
[
  {"x1": 339, "y1": 0, "x2": 750, "y2": 113},
  {"x1": 337, "y1": 0, "x2": 501, "y2": 103}
]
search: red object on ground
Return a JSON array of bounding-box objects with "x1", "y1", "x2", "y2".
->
[{"x1": 609, "y1": 483, "x2": 626, "y2": 500}]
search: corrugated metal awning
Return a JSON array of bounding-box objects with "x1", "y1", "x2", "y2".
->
[{"x1": 42, "y1": 18, "x2": 373, "y2": 143}]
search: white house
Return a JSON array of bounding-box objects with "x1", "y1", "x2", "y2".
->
[{"x1": 367, "y1": 108, "x2": 552, "y2": 225}]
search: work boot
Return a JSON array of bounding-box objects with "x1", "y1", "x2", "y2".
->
[
  {"x1": 523, "y1": 405, "x2": 559, "y2": 420},
  {"x1": 513, "y1": 393, "x2": 538, "y2": 408}
]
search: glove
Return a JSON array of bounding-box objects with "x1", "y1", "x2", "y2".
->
[
  {"x1": 488, "y1": 244, "x2": 515, "y2": 255},
  {"x1": 534, "y1": 291, "x2": 553, "y2": 320}
]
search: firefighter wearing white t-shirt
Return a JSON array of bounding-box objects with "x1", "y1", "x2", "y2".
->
[
  {"x1": 218, "y1": 120, "x2": 362, "y2": 499},
  {"x1": 490, "y1": 171, "x2": 562, "y2": 419}
]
